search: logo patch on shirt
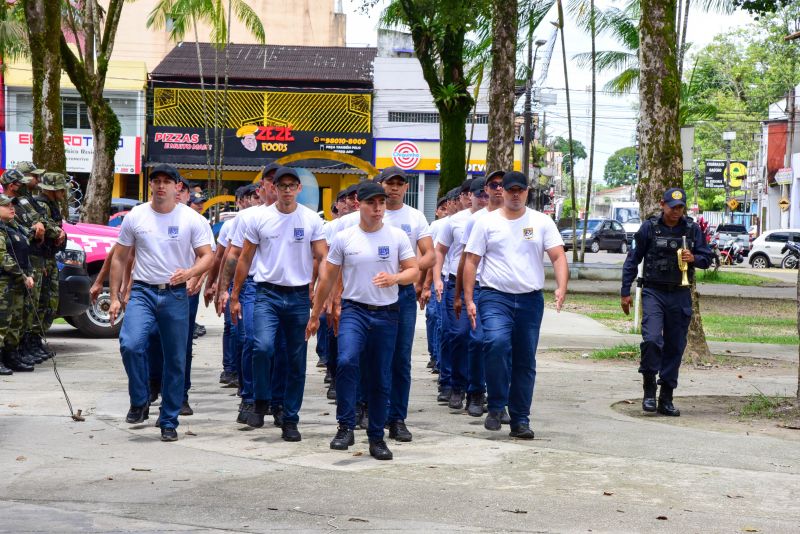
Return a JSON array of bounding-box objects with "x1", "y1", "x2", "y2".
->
[
  {"x1": 294, "y1": 228, "x2": 305, "y2": 241},
  {"x1": 378, "y1": 246, "x2": 390, "y2": 259},
  {"x1": 401, "y1": 223, "x2": 412, "y2": 235},
  {"x1": 168, "y1": 226, "x2": 179, "y2": 239},
  {"x1": 523, "y1": 227, "x2": 534, "y2": 240}
]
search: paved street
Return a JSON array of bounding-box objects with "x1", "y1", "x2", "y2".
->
[{"x1": 1, "y1": 305, "x2": 798, "y2": 533}]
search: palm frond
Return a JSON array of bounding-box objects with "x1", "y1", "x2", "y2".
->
[
  {"x1": 573, "y1": 50, "x2": 637, "y2": 72},
  {"x1": 604, "y1": 67, "x2": 639, "y2": 94},
  {"x1": 232, "y1": 0, "x2": 265, "y2": 44}
]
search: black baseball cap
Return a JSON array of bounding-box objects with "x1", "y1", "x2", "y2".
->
[
  {"x1": 272, "y1": 166, "x2": 301, "y2": 183},
  {"x1": 460, "y1": 178, "x2": 474, "y2": 193},
  {"x1": 336, "y1": 188, "x2": 347, "y2": 201},
  {"x1": 261, "y1": 162, "x2": 280, "y2": 180},
  {"x1": 502, "y1": 171, "x2": 528, "y2": 190},
  {"x1": 436, "y1": 196, "x2": 447, "y2": 208},
  {"x1": 469, "y1": 178, "x2": 486, "y2": 194},
  {"x1": 663, "y1": 187, "x2": 687, "y2": 208},
  {"x1": 357, "y1": 181, "x2": 388, "y2": 201},
  {"x1": 190, "y1": 191, "x2": 207, "y2": 205},
  {"x1": 345, "y1": 183, "x2": 359, "y2": 197},
  {"x1": 149, "y1": 163, "x2": 180, "y2": 182},
  {"x1": 486, "y1": 170, "x2": 505, "y2": 181},
  {"x1": 376, "y1": 166, "x2": 408, "y2": 183}
]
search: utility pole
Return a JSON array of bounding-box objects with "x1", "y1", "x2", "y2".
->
[
  {"x1": 723, "y1": 130, "x2": 736, "y2": 223},
  {"x1": 522, "y1": 36, "x2": 547, "y2": 181}
]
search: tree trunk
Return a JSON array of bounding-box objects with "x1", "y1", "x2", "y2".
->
[
  {"x1": 22, "y1": 0, "x2": 66, "y2": 173},
  {"x1": 579, "y1": 0, "x2": 597, "y2": 263},
  {"x1": 485, "y1": 0, "x2": 518, "y2": 174},
  {"x1": 796, "y1": 265, "x2": 799, "y2": 403},
  {"x1": 81, "y1": 98, "x2": 121, "y2": 224},
  {"x1": 439, "y1": 108, "x2": 471, "y2": 194},
  {"x1": 639, "y1": 0, "x2": 711, "y2": 361},
  {"x1": 192, "y1": 17, "x2": 213, "y2": 190}
]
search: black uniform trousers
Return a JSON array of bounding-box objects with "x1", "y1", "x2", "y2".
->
[{"x1": 639, "y1": 286, "x2": 692, "y2": 390}]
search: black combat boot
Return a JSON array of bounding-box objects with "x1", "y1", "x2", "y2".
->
[
  {"x1": 16, "y1": 342, "x2": 40, "y2": 366},
  {"x1": 0, "y1": 360, "x2": 13, "y2": 375},
  {"x1": 32, "y1": 335, "x2": 55, "y2": 359},
  {"x1": 3, "y1": 347, "x2": 33, "y2": 372},
  {"x1": 642, "y1": 373, "x2": 657, "y2": 413},
  {"x1": 23, "y1": 334, "x2": 47, "y2": 362},
  {"x1": 657, "y1": 386, "x2": 680, "y2": 416}
]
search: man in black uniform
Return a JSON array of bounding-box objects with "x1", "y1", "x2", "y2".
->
[{"x1": 620, "y1": 188, "x2": 712, "y2": 417}]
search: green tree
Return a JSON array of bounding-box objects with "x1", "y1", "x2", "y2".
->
[
  {"x1": 552, "y1": 136, "x2": 586, "y2": 176},
  {"x1": 603, "y1": 146, "x2": 638, "y2": 187},
  {"x1": 21, "y1": 0, "x2": 66, "y2": 174}
]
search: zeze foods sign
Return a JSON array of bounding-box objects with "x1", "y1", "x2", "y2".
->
[{"x1": 4, "y1": 132, "x2": 142, "y2": 174}]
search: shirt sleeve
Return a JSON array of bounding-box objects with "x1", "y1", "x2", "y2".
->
[
  {"x1": 690, "y1": 222, "x2": 713, "y2": 270},
  {"x1": 460, "y1": 216, "x2": 475, "y2": 246},
  {"x1": 191, "y1": 212, "x2": 213, "y2": 250},
  {"x1": 398, "y1": 229, "x2": 416, "y2": 261},
  {"x1": 437, "y1": 219, "x2": 454, "y2": 248},
  {"x1": 464, "y1": 218, "x2": 488, "y2": 257},
  {"x1": 310, "y1": 214, "x2": 325, "y2": 242},
  {"x1": 229, "y1": 215, "x2": 245, "y2": 248},
  {"x1": 324, "y1": 219, "x2": 338, "y2": 245},
  {"x1": 416, "y1": 212, "x2": 432, "y2": 240},
  {"x1": 217, "y1": 220, "x2": 231, "y2": 248},
  {"x1": 327, "y1": 232, "x2": 344, "y2": 266},
  {"x1": 243, "y1": 214, "x2": 261, "y2": 246},
  {"x1": 542, "y1": 216, "x2": 565, "y2": 251},
  {"x1": 620, "y1": 221, "x2": 649, "y2": 297},
  {"x1": 117, "y1": 212, "x2": 135, "y2": 247}
]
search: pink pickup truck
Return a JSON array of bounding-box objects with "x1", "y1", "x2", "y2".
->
[{"x1": 62, "y1": 222, "x2": 120, "y2": 337}]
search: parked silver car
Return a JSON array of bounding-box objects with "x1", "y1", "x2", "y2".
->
[{"x1": 748, "y1": 229, "x2": 800, "y2": 268}]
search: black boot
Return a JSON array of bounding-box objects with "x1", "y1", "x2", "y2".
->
[
  {"x1": 657, "y1": 386, "x2": 681, "y2": 416},
  {"x1": 23, "y1": 334, "x2": 47, "y2": 363},
  {"x1": 17, "y1": 343, "x2": 40, "y2": 366},
  {"x1": 3, "y1": 348, "x2": 33, "y2": 372},
  {"x1": 0, "y1": 360, "x2": 13, "y2": 375},
  {"x1": 246, "y1": 400, "x2": 269, "y2": 428},
  {"x1": 642, "y1": 373, "x2": 657, "y2": 413},
  {"x1": 32, "y1": 335, "x2": 55, "y2": 359}
]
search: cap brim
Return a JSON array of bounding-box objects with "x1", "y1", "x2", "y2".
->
[
  {"x1": 665, "y1": 200, "x2": 686, "y2": 208},
  {"x1": 358, "y1": 192, "x2": 388, "y2": 201}
]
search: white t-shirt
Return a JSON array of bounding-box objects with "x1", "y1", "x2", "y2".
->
[
  {"x1": 243, "y1": 203, "x2": 325, "y2": 286},
  {"x1": 465, "y1": 208, "x2": 563, "y2": 294},
  {"x1": 118, "y1": 203, "x2": 213, "y2": 285},
  {"x1": 383, "y1": 204, "x2": 431, "y2": 248},
  {"x1": 328, "y1": 223, "x2": 416, "y2": 306},
  {"x1": 217, "y1": 218, "x2": 235, "y2": 248},
  {"x1": 437, "y1": 208, "x2": 474, "y2": 277},
  {"x1": 430, "y1": 217, "x2": 447, "y2": 245},
  {"x1": 324, "y1": 211, "x2": 359, "y2": 245}
]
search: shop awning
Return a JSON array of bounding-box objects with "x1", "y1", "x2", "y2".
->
[{"x1": 144, "y1": 162, "x2": 367, "y2": 175}]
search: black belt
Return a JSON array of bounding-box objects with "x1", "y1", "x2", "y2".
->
[
  {"x1": 344, "y1": 299, "x2": 399, "y2": 312},
  {"x1": 257, "y1": 281, "x2": 309, "y2": 294},
  {"x1": 134, "y1": 281, "x2": 187, "y2": 290},
  {"x1": 448, "y1": 274, "x2": 457, "y2": 282},
  {"x1": 639, "y1": 282, "x2": 688, "y2": 292}
]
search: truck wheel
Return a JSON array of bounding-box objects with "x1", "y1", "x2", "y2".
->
[{"x1": 68, "y1": 275, "x2": 122, "y2": 338}]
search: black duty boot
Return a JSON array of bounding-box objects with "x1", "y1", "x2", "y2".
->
[
  {"x1": 126, "y1": 404, "x2": 149, "y2": 424},
  {"x1": 467, "y1": 392, "x2": 485, "y2": 417},
  {"x1": 324, "y1": 368, "x2": 332, "y2": 384},
  {"x1": 330, "y1": 424, "x2": 355, "y2": 450},
  {"x1": 500, "y1": 407, "x2": 511, "y2": 425},
  {"x1": 179, "y1": 400, "x2": 194, "y2": 416},
  {"x1": 369, "y1": 440, "x2": 393, "y2": 460},
  {"x1": 0, "y1": 360, "x2": 12, "y2": 375},
  {"x1": 237, "y1": 402, "x2": 253, "y2": 424},
  {"x1": 484, "y1": 411, "x2": 502, "y2": 431},
  {"x1": 327, "y1": 382, "x2": 337, "y2": 401},
  {"x1": 17, "y1": 344, "x2": 39, "y2": 366},
  {"x1": 281, "y1": 421, "x2": 301, "y2": 442},
  {"x1": 657, "y1": 386, "x2": 681, "y2": 417},
  {"x1": 642, "y1": 374, "x2": 657, "y2": 413},
  {"x1": 387, "y1": 420, "x2": 412, "y2": 442},
  {"x1": 247, "y1": 400, "x2": 269, "y2": 428},
  {"x1": 448, "y1": 390, "x2": 465, "y2": 410},
  {"x1": 22, "y1": 335, "x2": 46, "y2": 363},
  {"x1": 3, "y1": 348, "x2": 33, "y2": 372},
  {"x1": 272, "y1": 405, "x2": 284, "y2": 427},
  {"x1": 33, "y1": 335, "x2": 55, "y2": 359},
  {"x1": 437, "y1": 387, "x2": 452, "y2": 403}
]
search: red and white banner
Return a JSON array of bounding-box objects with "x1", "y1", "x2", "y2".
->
[{"x1": 4, "y1": 131, "x2": 141, "y2": 174}]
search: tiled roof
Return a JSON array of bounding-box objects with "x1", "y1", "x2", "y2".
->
[{"x1": 151, "y1": 43, "x2": 376, "y2": 86}]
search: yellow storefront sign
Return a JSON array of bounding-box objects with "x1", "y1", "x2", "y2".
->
[{"x1": 374, "y1": 139, "x2": 522, "y2": 173}]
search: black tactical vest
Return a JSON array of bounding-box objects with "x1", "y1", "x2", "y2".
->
[
  {"x1": 1, "y1": 222, "x2": 31, "y2": 273},
  {"x1": 641, "y1": 216, "x2": 696, "y2": 287},
  {"x1": 35, "y1": 195, "x2": 64, "y2": 255}
]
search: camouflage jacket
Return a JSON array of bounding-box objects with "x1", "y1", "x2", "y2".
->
[
  {"x1": 15, "y1": 190, "x2": 61, "y2": 241},
  {"x1": 0, "y1": 220, "x2": 31, "y2": 283},
  {"x1": 33, "y1": 194, "x2": 65, "y2": 255}
]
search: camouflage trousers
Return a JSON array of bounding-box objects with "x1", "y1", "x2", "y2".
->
[
  {"x1": 37, "y1": 258, "x2": 59, "y2": 333},
  {"x1": 25, "y1": 256, "x2": 45, "y2": 334},
  {"x1": 0, "y1": 277, "x2": 25, "y2": 349}
]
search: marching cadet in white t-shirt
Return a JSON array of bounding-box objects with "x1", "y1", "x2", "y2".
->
[
  {"x1": 306, "y1": 181, "x2": 418, "y2": 461},
  {"x1": 229, "y1": 167, "x2": 327, "y2": 443},
  {"x1": 110, "y1": 164, "x2": 214, "y2": 442},
  {"x1": 463, "y1": 171, "x2": 568, "y2": 439},
  {"x1": 374, "y1": 166, "x2": 434, "y2": 443}
]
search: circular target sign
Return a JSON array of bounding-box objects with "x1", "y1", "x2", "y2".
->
[{"x1": 391, "y1": 141, "x2": 422, "y2": 170}]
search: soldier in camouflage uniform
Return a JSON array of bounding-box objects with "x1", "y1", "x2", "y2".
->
[
  {"x1": 34, "y1": 173, "x2": 69, "y2": 356},
  {"x1": 0, "y1": 194, "x2": 35, "y2": 373},
  {"x1": 10, "y1": 163, "x2": 57, "y2": 362}
]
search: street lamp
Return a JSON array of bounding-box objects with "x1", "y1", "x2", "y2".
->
[
  {"x1": 723, "y1": 130, "x2": 736, "y2": 222},
  {"x1": 523, "y1": 37, "x2": 548, "y2": 193}
]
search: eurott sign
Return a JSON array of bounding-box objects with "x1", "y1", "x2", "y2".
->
[{"x1": 4, "y1": 131, "x2": 142, "y2": 174}]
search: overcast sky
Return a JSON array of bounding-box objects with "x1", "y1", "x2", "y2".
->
[{"x1": 343, "y1": 0, "x2": 756, "y2": 183}]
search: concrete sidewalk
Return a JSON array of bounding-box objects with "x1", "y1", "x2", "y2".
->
[
  {"x1": 0, "y1": 305, "x2": 798, "y2": 533},
  {"x1": 544, "y1": 278, "x2": 797, "y2": 299}
]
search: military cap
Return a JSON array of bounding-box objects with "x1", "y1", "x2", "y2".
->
[
  {"x1": 39, "y1": 172, "x2": 70, "y2": 191},
  {"x1": 149, "y1": 163, "x2": 180, "y2": 182},
  {"x1": 1, "y1": 169, "x2": 25, "y2": 186},
  {"x1": 261, "y1": 162, "x2": 280, "y2": 180},
  {"x1": 272, "y1": 167, "x2": 301, "y2": 183},
  {"x1": 15, "y1": 161, "x2": 45, "y2": 176},
  {"x1": 375, "y1": 166, "x2": 408, "y2": 183},
  {"x1": 0, "y1": 194, "x2": 12, "y2": 206},
  {"x1": 190, "y1": 191, "x2": 207, "y2": 205}
]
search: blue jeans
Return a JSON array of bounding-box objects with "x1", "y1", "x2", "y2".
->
[
  {"x1": 443, "y1": 280, "x2": 470, "y2": 393},
  {"x1": 467, "y1": 286, "x2": 485, "y2": 394},
  {"x1": 222, "y1": 296, "x2": 238, "y2": 374},
  {"x1": 252, "y1": 285, "x2": 309, "y2": 423},
  {"x1": 238, "y1": 277, "x2": 256, "y2": 404},
  {"x1": 479, "y1": 288, "x2": 543, "y2": 427},
  {"x1": 316, "y1": 313, "x2": 329, "y2": 364},
  {"x1": 183, "y1": 293, "x2": 200, "y2": 401},
  {"x1": 425, "y1": 295, "x2": 439, "y2": 362},
  {"x1": 120, "y1": 283, "x2": 189, "y2": 429},
  {"x1": 336, "y1": 301, "x2": 398, "y2": 441},
  {"x1": 387, "y1": 284, "x2": 417, "y2": 423}
]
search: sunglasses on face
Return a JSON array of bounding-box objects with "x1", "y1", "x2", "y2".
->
[
  {"x1": 474, "y1": 191, "x2": 489, "y2": 198},
  {"x1": 487, "y1": 181, "x2": 503, "y2": 190}
]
